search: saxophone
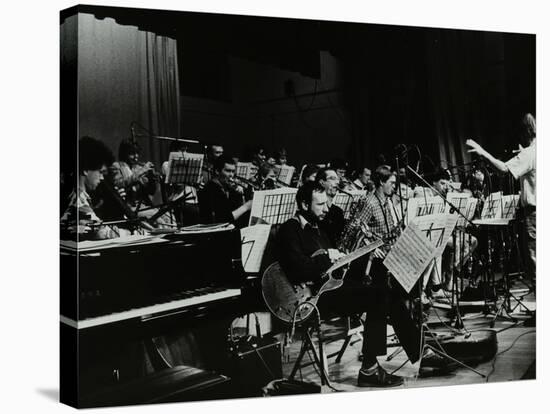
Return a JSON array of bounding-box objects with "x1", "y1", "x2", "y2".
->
[{"x1": 338, "y1": 196, "x2": 370, "y2": 253}]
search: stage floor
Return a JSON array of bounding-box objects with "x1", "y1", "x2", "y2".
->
[{"x1": 278, "y1": 286, "x2": 536, "y2": 392}]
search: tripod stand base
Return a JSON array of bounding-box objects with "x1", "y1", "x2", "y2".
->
[{"x1": 426, "y1": 330, "x2": 497, "y2": 364}]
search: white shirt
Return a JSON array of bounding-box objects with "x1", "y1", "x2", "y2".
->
[{"x1": 505, "y1": 139, "x2": 536, "y2": 207}]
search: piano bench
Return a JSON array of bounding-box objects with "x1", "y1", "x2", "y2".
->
[{"x1": 79, "y1": 365, "x2": 232, "y2": 408}]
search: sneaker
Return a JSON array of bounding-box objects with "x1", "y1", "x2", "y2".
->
[{"x1": 357, "y1": 365, "x2": 404, "y2": 387}]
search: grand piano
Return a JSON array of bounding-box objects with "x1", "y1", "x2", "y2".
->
[{"x1": 60, "y1": 225, "x2": 255, "y2": 403}]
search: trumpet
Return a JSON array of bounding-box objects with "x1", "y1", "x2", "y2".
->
[{"x1": 134, "y1": 161, "x2": 161, "y2": 182}]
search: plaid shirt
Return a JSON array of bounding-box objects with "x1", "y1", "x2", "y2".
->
[{"x1": 339, "y1": 192, "x2": 399, "y2": 252}]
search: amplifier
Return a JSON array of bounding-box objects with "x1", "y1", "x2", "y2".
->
[{"x1": 225, "y1": 336, "x2": 283, "y2": 397}]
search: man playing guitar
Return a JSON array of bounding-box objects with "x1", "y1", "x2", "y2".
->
[{"x1": 277, "y1": 181, "x2": 407, "y2": 387}]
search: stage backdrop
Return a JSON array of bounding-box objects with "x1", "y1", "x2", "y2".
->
[{"x1": 61, "y1": 13, "x2": 181, "y2": 167}]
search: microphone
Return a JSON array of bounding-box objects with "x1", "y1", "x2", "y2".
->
[{"x1": 393, "y1": 143, "x2": 408, "y2": 155}]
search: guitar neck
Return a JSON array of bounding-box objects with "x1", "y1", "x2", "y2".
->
[{"x1": 323, "y1": 239, "x2": 384, "y2": 275}]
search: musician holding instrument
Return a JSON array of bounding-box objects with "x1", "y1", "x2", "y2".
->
[
  {"x1": 330, "y1": 158, "x2": 354, "y2": 192},
  {"x1": 340, "y1": 165, "x2": 456, "y2": 384},
  {"x1": 202, "y1": 144, "x2": 224, "y2": 184},
  {"x1": 254, "y1": 162, "x2": 278, "y2": 190},
  {"x1": 61, "y1": 136, "x2": 128, "y2": 240},
  {"x1": 351, "y1": 167, "x2": 373, "y2": 193},
  {"x1": 466, "y1": 113, "x2": 536, "y2": 325},
  {"x1": 110, "y1": 138, "x2": 158, "y2": 207},
  {"x1": 300, "y1": 164, "x2": 320, "y2": 186},
  {"x1": 198, "y1": 154, "x2": 252, "y2": 228},
  {"x1": 316, "y1": 167, "x2": 346, "y2": 246}
]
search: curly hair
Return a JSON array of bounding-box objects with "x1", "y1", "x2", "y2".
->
[{"x1": 79, "y1": 136, "x2": 114, "y2": 173}]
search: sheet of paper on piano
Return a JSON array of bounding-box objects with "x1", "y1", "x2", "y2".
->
[
  {"x1": 240, "y1": 224, "x2": 272, "y2": 273},
  {"x1": 383, "y1": 222, "x2": 435, "y2": 293},
  {"x1": 60, "y1": 234, "x2": 168, "y2": 253},
  {"x1": 177, "y1": 223, "x2": 234, "y2": 233}
]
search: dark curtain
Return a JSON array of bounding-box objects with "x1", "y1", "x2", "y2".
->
[
  {"x1": 73, "y1": 13, "x2": 181, "y2": 167},
  {"x1": 425, "y1": 30, "x2": 535, "y2": 173},
  {"x1": 337, "y1": 25, "x2": 435, "y2": 172},
  {"x1": 337, "y1": 26, "x2": 535, "y2": 176}
]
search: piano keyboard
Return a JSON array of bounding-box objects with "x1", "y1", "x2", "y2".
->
[{"x1": 61, "y1": 287, "x2": 242, "y2": 330}]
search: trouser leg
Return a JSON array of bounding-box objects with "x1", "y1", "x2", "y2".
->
[
  {"x1": 362, "y1": 260, "x2": 421, "y2": 364},
  {"x1": 524, "y1": 209, "x2": 536, "y2": 284}
]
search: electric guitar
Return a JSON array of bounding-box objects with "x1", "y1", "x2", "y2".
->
[{"x1": 261, "y1": 240, "x2": 384, "y2": 324}]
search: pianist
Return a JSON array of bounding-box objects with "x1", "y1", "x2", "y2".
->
[{"x1": 61, "y1": 136, "x2": 127, "y2": 240}]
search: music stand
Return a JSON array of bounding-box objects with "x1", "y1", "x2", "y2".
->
[
  {"x1": 333, "y1": 190, "x2": 364, "y2": 220},
  {"x1": 160, "y1": 152, "x2": 204, "y2": 225},
  {"x1": 249, "y1": 188, "x2": 298, "y2": 226},
  {"x1": 382, "y1": 219, "x2": 485, "y2": 378}
]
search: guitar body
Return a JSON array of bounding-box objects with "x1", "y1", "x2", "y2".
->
[
  {"x1": 261, "y1": 262, "x2": 344, "y2": 324},
  {"x1": 262, "y1": 241, "x2": 382, "y2": 324}
]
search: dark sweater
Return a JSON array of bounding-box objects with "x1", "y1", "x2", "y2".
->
[
  {"x1": 198, "y1": 180, "x2": 251, "y2": 227},
  {"x1": 277, "y1": 216, "x2": 333, "y2": 284},
  {"x1": 319, "y1": 203, "x2": 345, "y2": 247}
]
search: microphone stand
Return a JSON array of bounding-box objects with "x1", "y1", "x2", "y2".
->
[
  {"x1": 404, "y1": 166, "x2": 477, "y2": 331},
  {"x1": 387, "y1": 166, "x2": 484, "y2": 379},
  {"x1": 394, "y1": 146, "x2": 406, "y2": 224}
]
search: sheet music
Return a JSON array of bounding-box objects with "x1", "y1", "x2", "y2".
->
[
  {"x1": 165, "y1": 152, "x2": 204, "y2": 185},
  {"x1": 502, "y1": 194, "x2": 520, "y2": 219},
  {"x1": 240, "y1": 224, "x2": 272, "y2": 273},
  {"x1": 249, "y1": 187, "x2": 298, "y2": 225},
  {"x1": 236, "y1": 162, "x2": 256, "y2": 181},
  {"x1": 446, "y1": 193, "x2": 478, "y2": 227},
  {"x1": 333, "y1": 190, "x2": 365, "y2": 219},
  {"x1": 480, "y1": 191, "x2": 503, "y2": 220},
  {"x1": 406, "y1": 196, "x2": 450, "y2": 225},
  {"x1": 274, "y1": 164, "x2": 295, "y2": 185},
  {"x1": 383, "y1": 223, "x2": 435, "y2": 293},
  {"x1": 411, "y1": 213, "x2": 459, "y2": 258}
]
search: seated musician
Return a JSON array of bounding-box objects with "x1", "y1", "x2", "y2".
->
[
  {"x1": 300, "y1": 164, "x2": 320, "y2": 186},
  {"x1": 275, "y1": 148, "x2": 288, "y2": 166},
  {"x1": 351, "y1": 167, "x2": 373, "y2": 192},
  {"x1": 315, "y1": 167, "x2": 345, "y2": 246},
  {"x1": 413, "y1": 169, "x2": 477, "y2": 298},
  {"x1": 61, "y1": 136, "x2": 128, "y2": 240},
  {"x1": 202, "y1": 144, "x2": 224, "y2": 184},
  {"x1": 254, "y1": 162, "x2": 278, "y2": 190},
  {"x1": 330, "y1": 158, "x2": 354, "y2": 192},
  {"x1": 461, "y1": 168, "x2": 488, "y2": 219},
  {"x1": 198, "y1": 154, "x2": 252, "y2": 228},
  {"x1": 339, "y1": 165, "x2": 457, "y2": 384},
  {"x1": 110, "y1": 138, "x2": 157, "y2": 207}
]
